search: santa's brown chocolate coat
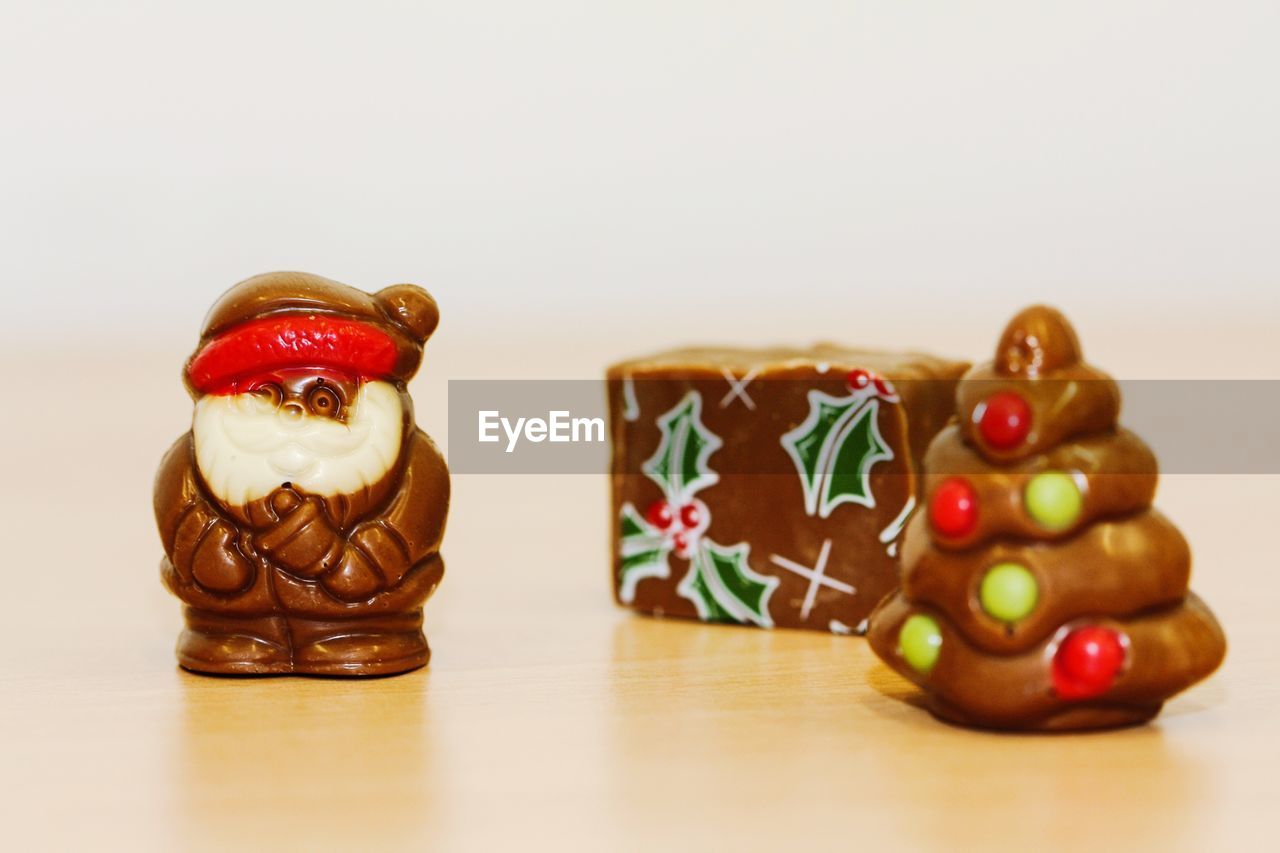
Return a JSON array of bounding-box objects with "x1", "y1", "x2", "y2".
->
[{"x1": 156, "y1": 429, "x2": 448, "y2": 616}]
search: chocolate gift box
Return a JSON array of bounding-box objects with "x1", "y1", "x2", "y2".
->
[{"x1": 607, "y1": 346, "x2": 968, "y2": 632}]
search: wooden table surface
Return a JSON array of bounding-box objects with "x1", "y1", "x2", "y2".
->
[{"x1": 2, "y1": 331, "x2": 1277, "y2": 852}]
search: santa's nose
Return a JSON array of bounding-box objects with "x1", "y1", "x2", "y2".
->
[{"x1": 281, "y1": 402, "x2": 305, "y2": 419}]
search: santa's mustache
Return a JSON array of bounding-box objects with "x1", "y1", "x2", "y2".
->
[{"x1": 220, "y1": 394, "x2": 373, "y2": 457}]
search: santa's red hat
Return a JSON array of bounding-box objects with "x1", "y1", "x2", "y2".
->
[{"x1": 186, "y1": 272, "x2": 439, "y2": 395}]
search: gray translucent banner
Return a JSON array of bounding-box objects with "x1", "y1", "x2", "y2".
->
[{"x1": 447, "y1": 379, "x2": 1280, "y2": 474}]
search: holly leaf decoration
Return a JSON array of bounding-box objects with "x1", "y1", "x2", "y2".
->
[
  {"x1": 677, "y1": 540, "x2": 778, "y2": 627},
  {"x1": 782, "y1": 391, "x2": 893, "y2": 518},
  {"x1": 618, "y1": 503, "x2": 671, "y2": 604},
  {"x1": 626, "y1": 391, "x2": 779, "y2": 626},
  {"x1": 642, "y1": 391, "x2": 722, "y2": 503}
]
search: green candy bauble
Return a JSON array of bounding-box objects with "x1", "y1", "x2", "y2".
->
[
  {"x1": 1024, "y1": 470, "x2": 1083, "y2": 531},
  {"x1": 899, "y1": 613, "x2": 943, "y2": 673},
  {"x1": 979, "y1": 562, "x2": 1039, "y2": 623}
]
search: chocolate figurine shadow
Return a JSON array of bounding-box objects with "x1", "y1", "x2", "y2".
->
[{"x1": 173, "y1": 672, "x2": 438, "y2": 845}]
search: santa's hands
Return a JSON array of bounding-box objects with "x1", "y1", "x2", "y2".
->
[
  {"x1": 250, "y1": 491, "x2": 408, "y2": 601},
  {"x1": 268, "y1": 488, "x2": 304, "y2": 518},
  {"x1": 318, "y1": 523, "x2": 408, "y2": 602},
  {"x1": 189, "y1": 519, "x2": 255, "y2": 594},
  {"x1": 254, "y1": 491, "x2": 343, "y2": 578},
  {"x1": 320, "y1": 548, "x2": 385, "y2": 601}
]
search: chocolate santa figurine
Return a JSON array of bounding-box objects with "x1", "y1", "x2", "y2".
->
[
  {"x1": 867, "y1": 306, "x2": 1225, "y2": 730},
  {"x1": 154, "y1": 272, "x2": 450, "y2": 676}
]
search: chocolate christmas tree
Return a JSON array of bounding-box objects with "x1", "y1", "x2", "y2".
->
[{"x1": 867, "y1": 306, "x2": 1226, "y2": 730}]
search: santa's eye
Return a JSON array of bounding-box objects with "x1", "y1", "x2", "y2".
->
[
  {"x1": 251, "y1": 383, "x2": 283, "y2": 407},
  {"x1": 308, "y1": 385, "x2": 342, "y2": 418}
]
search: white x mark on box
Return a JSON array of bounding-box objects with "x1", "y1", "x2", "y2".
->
[{"x1": 719, "y1": 367, "x2": 759, "y2": 410}]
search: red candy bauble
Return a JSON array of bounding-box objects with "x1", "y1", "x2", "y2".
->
[
  {"x1": 645, "y1": 500, "x2": 674, "y2": 530},
  {"x1": 847, "y1": 368, "x2": 872, "y2": 390},
  {"x1": 930, "y1": 477, "x2": 978, "y2": 538},
  {"x1": 1052, "y1": 626, "x2": 1126, "y2": 700},
  {"x1": 978, "y1": 391, "x2": 1032, "y2": 450},
  {"x1": 679, "y1": 503, "x2": 701, "y2": 529}
]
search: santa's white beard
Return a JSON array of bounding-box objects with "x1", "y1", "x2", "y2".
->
[{"x1": 193, "y1": 380, "x2": 405, "y2": 507}]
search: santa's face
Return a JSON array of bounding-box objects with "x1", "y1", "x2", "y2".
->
[{"x1": 192, "y1": 371, "x2": 405, "y2": 507}]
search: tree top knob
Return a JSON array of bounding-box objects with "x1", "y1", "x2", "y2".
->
[{"x1": 994, "y1": 305, "x2": 1082, "y2": 377}]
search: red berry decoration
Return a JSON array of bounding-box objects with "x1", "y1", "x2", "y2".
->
[
  {"x1": 1052, "y1": 625, "x2": 1126, "y2": 700},
  {"x1": 930, "y1": 477, "x2": 978, "y2": 538},
  {"x1": 977, "y1": 391, "x2": 1032, "y2": 450},
  {"x1": 847, "y1": 368, "x2": 871, "y2": 390},
  {"x1": 672, "y1": 532, "x2": 690, "y2": 553},
  {"x1": 645, "y1": 500, "x2": 674, "y2": 530},
  {"x1": 679, "y1": 503, "x2": 701, "y2": 529},
  {"x1": 873, "y1": 375, "x2": 895, "y2": 398}
]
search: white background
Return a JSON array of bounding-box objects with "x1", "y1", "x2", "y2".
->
[{"x1": 2, "y1": 1, "x2": 1277, "y2": 371}]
